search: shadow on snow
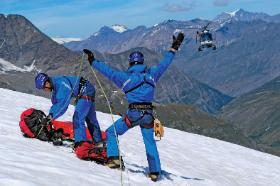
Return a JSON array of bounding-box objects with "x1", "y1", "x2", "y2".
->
[{"x1": 125, "y1": 162, "x2": 204, "y2": 182}]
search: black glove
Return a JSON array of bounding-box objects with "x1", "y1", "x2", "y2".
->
[
  {"x1": 52, "y1": 129, "x2": 64, "y2": 146},
  {"x1": 83, "y1": 49, "x2": 95, "y2": 65},
  {"x1": 171, "y1": 32, "x2": 185, "y2": 51},
  {"x1": 41, "y1": 115, "x2": 52, "y2": 126}
]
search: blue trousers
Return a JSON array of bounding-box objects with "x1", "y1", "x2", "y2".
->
[
  {"x1": 73, "y1": 98, "x2": 102, "y2": 143},
  {"x1": 106, "y1": 108, "x2": 161, "y2": 173}
]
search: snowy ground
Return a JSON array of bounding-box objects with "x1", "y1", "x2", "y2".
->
[{"x1": 0, "y1": 88, "x2": 280, "y2": 186}]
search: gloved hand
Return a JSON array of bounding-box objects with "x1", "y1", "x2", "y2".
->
[
  {"x1": 41, "y1": 114, "x2": 52, "y2": 126},
  {"x1": 83, "y1": 49, "x2": 95, "y2": 65},
  {"x1": 171, "y1": 32, "x2": 185, "y2": 51}
]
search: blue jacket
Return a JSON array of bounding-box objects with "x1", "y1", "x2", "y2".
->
[
  {"x1": 49, "y1": 76, "x2": 95, "y2": 119},
  {"x1": 92, "y1": 51, "x2": 175, "y2": 104}
]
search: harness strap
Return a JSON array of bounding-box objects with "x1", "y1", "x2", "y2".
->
[
  {"x1": 144, "y1": 75, "x2": 156, "y2": 88},
  {"x1": 78, "y1": 77, "x2": 87, "y2": 94},
  {"x1": 80, "y1": 95, "x2": 95, "y2": 102},
  {"x1": 140, "y1": 122, "x2": 154, "y2": 129},
  {"x1": 124, "y1": 81, "x2": 144, "y2": 94},
  {"x1": 64, "y1": 77, "x2": 91, "y2": 104},
  {"x1": 76, "y1": 77, "x2": 87, "y2": 99},
  {"x1": 63, "y1": 76, "x2": 86, "y2": 97},
  {"x1": 129, "y1": 102, "x2": 153, "y2": 109},
  {"x1": 123, "y1": 115, "x2": 133, "y2": 128},
  {"x1": 124, "y1": 69, "x2": 155, "y2": 94},
  {"x1": 124, "y1": 115, "x2": 154, "y2": 129},
  {"x1": 124, "y1": 77, "x2": 155, "y2": 94},
  {"x1": 123, "y1": 107, "x2": 154, "y2": 129}
]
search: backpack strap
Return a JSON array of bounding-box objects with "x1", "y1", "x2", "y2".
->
[
  {"x1": 63, "y1": 76, "x2": 88, "y2": 104},
  {"x1": 123, "y1": 68, "x2": 155, "y2": 94}
]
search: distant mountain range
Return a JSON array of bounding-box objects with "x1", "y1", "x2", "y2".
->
[
  {"x1": 214, "y1": 8, "x2": 280, "y2": 24},
  {"x1": 65, "y1": 9, "x2": 280, "y2": 54},
  {"x1": 64, "y1": 19, "x2": 205, "y2": 54},
  {"x1": 64, "y1": 9, "x2": 280, "y2": 97}
]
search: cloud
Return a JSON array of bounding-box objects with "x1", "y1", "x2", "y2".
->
[
  {"x1": 161, "y1": 1, "x2": 195, "y2": 12},
  {"x1": 213, "y1": 0, "x2": 232, "y2": 7}
]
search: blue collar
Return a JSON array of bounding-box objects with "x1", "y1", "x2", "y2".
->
[{"x1": 127, "y1": 64, "x2": 147, "y2": 73}]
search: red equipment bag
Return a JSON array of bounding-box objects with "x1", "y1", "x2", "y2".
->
[
  {"x1": 74, "y1": 141, "x2": 107, "y2": 164},
  {"x1": 19, "y1": 108, "x2": 106, "y2": 141},
  {"x1": 19, "y1": 108, "x2": 36, "y2": 138},
  {"x1": 19, "y1": 108, "x2": 107, "y2": 163}
]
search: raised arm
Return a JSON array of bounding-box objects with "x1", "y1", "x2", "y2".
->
[
  {"x1": 150, "y1": 32, "x2": 185, "y2": 82},
  {"x1": 83, "y1": 48, "x2": 129, "y2": 88},
  {"x1": 150, "y1": 51, "x2": 176, "y2": 82},
  {"x1": 92, "y1": 59, "x2": 129, "y2": 88}
]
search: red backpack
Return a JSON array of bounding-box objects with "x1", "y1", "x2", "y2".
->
[
  {"x1": 19, "y1": 108, "x2": 107, "y2": 163},
  {"x1": 19, "y1": 108, "x2": 106, "y2": 141}
]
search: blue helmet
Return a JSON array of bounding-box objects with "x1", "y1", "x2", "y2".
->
[
  {"x1": 129, "y1": 51, "x2": 144, "y2": 66},
  {"x1": 35, "y1": 73, "x2": 49, "y2": 89}
]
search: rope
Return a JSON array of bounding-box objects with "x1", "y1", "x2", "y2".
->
[{"x1": 89, "y1": 65, "x2": 124, "y2": 186}]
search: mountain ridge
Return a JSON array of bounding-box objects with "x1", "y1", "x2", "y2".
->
[{"x1": 221, "y1": 76, "x2": 280, "y2": 156}]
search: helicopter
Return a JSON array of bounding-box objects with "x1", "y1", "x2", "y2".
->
[{"x1": 195, "y1": 23, "x2": 217, "y2": 51}]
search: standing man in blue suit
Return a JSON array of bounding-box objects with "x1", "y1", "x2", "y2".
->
[
  {"x1": 84, "y1": 32, "x2": 184, "y2": 181},
  {"x1": 34, "y1": 74, "x2": 103, "y2": 158}
]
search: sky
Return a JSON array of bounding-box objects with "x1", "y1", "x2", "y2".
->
[{"x1": 0, "y1": 0, "x2": 279, "y2": 38}]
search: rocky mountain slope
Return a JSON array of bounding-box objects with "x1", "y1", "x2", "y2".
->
[
  {"x1": 0, "y1": 14, "x2": 232, "y2": 113},
  {"x1": 221, "y1": 76, "x2": 280, "y2": 156},
  {"x1": 179, "y1": 20, "x2": 280, "y2": 96},
  {"x1": 64, "y1": 10, "x2": 280, "y2": 97}
]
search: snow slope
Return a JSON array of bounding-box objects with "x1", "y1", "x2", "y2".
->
[
  {"x1": 0, "y1": 58, "x2": 35, "y2": 74},
  {"x1": 0, "y1": 88, "x2": 280, "y2": 186}
]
